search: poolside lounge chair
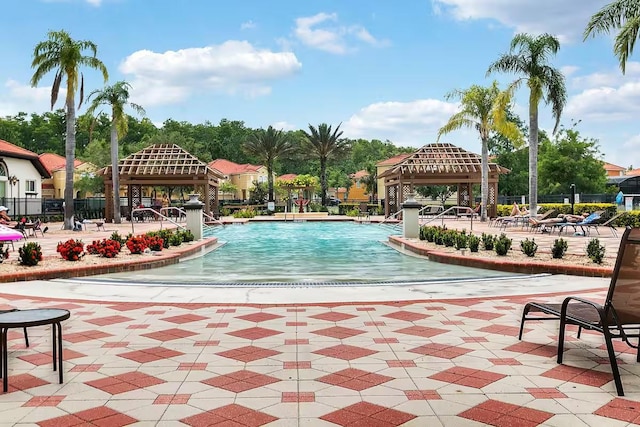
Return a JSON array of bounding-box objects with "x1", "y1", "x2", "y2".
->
[
  {"x1": 555, "y1": 211, "x2": 603, "y2": 235},
  {"x1": 582, "y1": 213, "x2": 622, "y2": 238},
  {"x1": 518, "y1": 227, "x2": 640, "y2": 396},
  {"x1": 526, "y1": 209, "x2": 558, "y2": 232}
]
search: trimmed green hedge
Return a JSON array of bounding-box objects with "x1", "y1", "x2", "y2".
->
[
  {"x1": 338, "y1": 203, "x2": 382, "y2": 215},
  {"x1": 615, "y1": 211, "x2": 640, "y2": 228},
  {"x1": 496, "y1": 203, "x2": 617, "y2": 219}
]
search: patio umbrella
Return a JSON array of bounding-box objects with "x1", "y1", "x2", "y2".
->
[{"x1": 0, "y1": 225, "x2": 24, "y2": 241}]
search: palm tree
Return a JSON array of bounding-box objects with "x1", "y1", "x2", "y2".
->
[
  {"x1": 584, "y1": 0, "x2": 640, "y2": 73},
  {"x1": 303, "y1": 123, "x2": 349, "y2": 206},
  {"x1": 437, "y1": 82, "x2": 523, "y2": 222},
  {"x1": 31, "y1": 30, "x2": 108, "y2": 229},
  {"x1": 244, "y1": 126, "x2": 295, "y2": 203},
  {"x1": 86, "y1": 81, "x2": 145, "y2": 224},
  {"x1": 487, "y1": 33, "x2": 567, "y2": 215}
]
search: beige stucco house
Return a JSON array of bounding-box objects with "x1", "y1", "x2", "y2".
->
[
  {"x1": 39, "y1": 152, "x2": 98, "y2": 198},
  {"x1": 209, "y1": 159, "x2": 269, "y2": 201}
]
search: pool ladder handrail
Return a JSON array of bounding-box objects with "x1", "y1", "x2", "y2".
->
[
  {"x1": 420, "y1": 205, "x2": 475, "y2": 231},
  {"x1": 130, "y1": 207, "x2": 187, "y2": 234},
  {"x1": 379, "y1": 209, "x2": 403, "y2": 229}
]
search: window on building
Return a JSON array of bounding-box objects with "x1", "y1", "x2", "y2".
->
[{"x1": 26, "y1": 180, "x2": 36, "y2": 193}]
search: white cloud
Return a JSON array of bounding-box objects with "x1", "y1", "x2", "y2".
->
[
  {"x1": 342, "y1": 99, "x2": 461, "y2": 146},
  {"x1": 271, "y1": 121, "x2": 296, "y2": 131},
  {"x1": 240, "y1": 20, "x2": 256, "y2": 30},
  {"x1": 561, "y1": 65, "x2": 580, "y2": 77},
  {"x1": 119, "y1": 40, "x2": 302, "y2": 106},
  {"x1": 431, "y1": 0, "x2": 604, "y2": 43},
  {"x1": 0, "y1": 79, "x2": 67, "y2": 116},
  {"x1": 293, "y1": 12, "x2": 389, "y2": 54}
]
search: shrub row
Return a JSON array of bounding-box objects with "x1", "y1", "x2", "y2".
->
[{"x1": 496, "y1": 203, "x2": 617, "y2": 218}]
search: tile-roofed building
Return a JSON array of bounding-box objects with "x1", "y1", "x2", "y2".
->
[
  {"x1": 38, "y1": 153, "x2": 95, "y2": 199},
  {"x1": 376, "y1": 152, "x2": 413, "y2": 204},
  {"x1": 603, "y1": 161, "x2": 626, "y2": 177},
  {"x1": 0, "y1": 139, "x2": 50, "y2": 211},
  {"x1": 209, "y1": 159, "x2": 269, "y2": 201}
]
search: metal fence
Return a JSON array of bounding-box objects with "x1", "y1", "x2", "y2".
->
[
  {"x1": 496, "y1": 193, "x2": 617, "y2": 205},
  {"x1": 0, "y1": 197, "x2": 110, "y2": 219}
]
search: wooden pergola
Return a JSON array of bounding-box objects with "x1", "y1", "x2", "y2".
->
[
  {"x1": 379, "y1": 143, "x2": 509, "y2": 218},
  {"x1": 99, "y1": 144, "x2": 224, "y2": 221}
]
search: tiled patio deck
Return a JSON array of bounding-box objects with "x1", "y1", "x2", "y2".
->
[
  {"x1": 0, "y1": 217, "x2": 638, "y2": 426},
  {"x1": 1, "y1": 288, "x2": 639, "y2": 426}
]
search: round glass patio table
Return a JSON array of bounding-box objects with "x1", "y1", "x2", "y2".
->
[{"x1": 0, "y1": 308, "x2": 70, "y2": 392}]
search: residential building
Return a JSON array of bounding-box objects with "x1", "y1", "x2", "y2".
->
[
  {"x1": 346, "y1": 170, "x2": 371, "y2": 202},
  {"x1": 39, "y1": 153, "x2": 98, "y2": 198},
  {"x1": 0, "y1": 139, "x2": 50, "y2": 214},
  {"x1": 209, "y1": 159, "x2": 269, "y2": 201},
  {"x1": 376, "y1": 153, "x2": 411, "y2": 203},
  {"x1": 603, "y1": 162, "x2": 626, "y2": 177}
]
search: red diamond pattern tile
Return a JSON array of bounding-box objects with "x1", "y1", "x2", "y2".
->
[
  {"x1": 405, "y1": 390, "x2": 442, "y2": 400},
  {"x1": 310, "y1": 311, "x2": 356, "y2": 322},
  {"x1": 311, "y1": 326, "x2": 366, "y2": 339},
  {"x1": 63, "y1": 330, "x2": 112, "y2": 343},
  {"x1": 503, "y1": 341, "x2": 558, "y2": 357},
  {"x1": 430, "y1": 367, "x2": 506, "y2": 388},
  {"x1": 202, "y1": 369, "x2": 280, "y2": 392},
  {"x1": 178, "y1": 363, "x2": 208, "y2": 370},
  {"x1": 394, "y1": 325, "x2": 448, "y2": 338},
  {"x1": 86, "y1": 371, "x2": 165, "y2": 394},
  {"x1": 118, "y1": 346, "x2": 184, "y2": 363},
  {"x1": 284, "y1": 361, "x2": 312, "y2": 369},
  {"x1": 85, "y1": 315, "x2": 133, "y2": 326},
  {"x1": 217, "y1": 345, "x2": 281, "y2": 362},
  {"x1": 478, "y1": 324, "x2": 528, "y2": 336},
  {"x1": 409, "y1": 343, "x2": 472, "y2": 359},
  {"x1": 365, "y1": 321, "x2": 386, "y2": 326},
  {"x1": 287, "y1": 321, "x2": 306, "y2": 326},
  {"x1": 141, "y1": 328, "x2": 197, "y2": 341},
  {"x1": 4, "y1": 374, "x2": 48, "y2": 393},
  {"x1": 236, "y1": 312, "x2": 284, "y2": 322},
  {"x1": 594, "y1": 398, "x2": 640, "y2": 423},
  {"x1": 23, "y1": 395, "x2": 65, "y2": 407},
  {"x1": 526, "y1": 387, "x2": 568, "y2": 399},
  {"x1": 206, "y1": 322, "x2": 229, "y2": 328},
  {"x1": 285, "y1": 339, "x2": 309, "y2": 345},
  {"x1": 216, "y1": 308, "x2": 236, "y2": 313},
  {"x1": 70, "y1": 364, "x2": 103, "y2": 372},
  {"x1": 383, "y1": 310, "x2": 429, "y2": 322},
  {"x1": 180, "y1": 403, "x2": 278, "y2": 427},
  {"x1": 356, "y1": 307, "x2": 375, "y2": 311},
  {"x1": 387, "y1": 360, "x2": 416, "y2": 367},
  {"x1": 126, "y1": 324, "x2": 149, "y2": 329},
  {"x1": 542, "y1": 365, "x2": 613, "y2": 387},
  {"x1": 425, "y1": 305, "x2": 446, "y2": 311},
  {"x1": 374, "y1": 338, "x2": 399, "y2": 344},
  {"x1": 154, "y1": 394, "x2": 191, "y2": 404},
  {"x1": 107, "y1": 302, "x2": 150, "y2": 311},
  {"x1": 146, "y1": 310, "x2": 165, "y2": 315},
  {"x1": 282, "y1": 392, "x2": 315, "y2": 402},
  {"x1": 459, "y1": 399, "x2": 553, "y2": 427},
  {"x1": 320, "y1": 401, "x2": 416, "y2": 426},
  {"x1": 457, "y1": 310, "x2": 504, "y2": 321},
  {"x1": 313, "y1": 344, "x2": 377, "y2": 360},
  {"x1": 489, "y1": 358, "x2": 522, "y2": 366},
  {"x1": 160, "y1": 313, "x2": 208, "y2": 324},
  {"x1": 194, "y1": 340, "x2": 220, "y2": 347},
  {"x1": 317, "y1": 368, "x2": 392, "y2": 391},
  {"x1": 226, "y1": 326, "x2": 283, "y2": 340},
  {"x1": 287, "y1": 308, "x2": 305, "y2": 312},
  {"x1": 19, "y1": 349, "x2": 86, "y2": 366},
  {"x1": 37, "y1": 406, "x2": 137, "y2": 427}
]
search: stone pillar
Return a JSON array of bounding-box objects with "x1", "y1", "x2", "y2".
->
[
  {"x1": 184, "y1": 193, "x2": 204, "y2": 240},
  {"x1": 402, "y1": 193, "x2": 421, "y2": 239}
]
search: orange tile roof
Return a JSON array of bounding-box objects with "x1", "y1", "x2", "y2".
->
[
  {"x1": 376, "y1": 153, "x2": 412, "y2": 166},
  {"x1": 627, "y1": 168, "x2": 640, "y2": 176},
  {"x1": 39, "y1": 153, "x2": 84, "y2": 174},
  {"x1": 277, "y1": 173, "x2": 298, "y2": 181},
  {"x1": 350, "y1": 170, "x2": 369, "y2": 179},
  {"x1": 209, "y1": 159, "x2": 263, "y2": 175},
  {"x1": 603, "y1": 162, "x2": 626, "y2": 171},
  {"x1": 0, "y1": 139, "x2": 38, "y2": 158}
]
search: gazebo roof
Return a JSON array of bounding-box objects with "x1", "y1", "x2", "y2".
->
[
  {"x1": 378, "y1": 142, "x2": 509, "y2": 178},
  {"x1": 99, "y1": 144, "x2": 224, "y2": 179}
]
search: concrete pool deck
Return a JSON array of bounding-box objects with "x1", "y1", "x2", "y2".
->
[{"x1": 0, "y1": 217, "x2": 638, "y2": 426}]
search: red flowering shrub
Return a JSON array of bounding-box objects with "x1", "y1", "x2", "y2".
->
[
  {"x1": 146, "y1": 236, "x2": 164, "y2": 251},
  {"x1": 57, "y1": 239, "x2": 85, "y2": 261},
  {"x1": 18, "y1": 242, "x2": 43, "y2": 266},
  {"x1": 126, "y1": 235, "x2": 148, "y2": 254},
  {"x1": 87, "y1": 239, "x2": 122, "y2": 258}
]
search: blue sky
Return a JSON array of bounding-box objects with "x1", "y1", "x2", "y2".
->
[{"x1": 1, "y1": 0, "x2": 639, "y2": 169}]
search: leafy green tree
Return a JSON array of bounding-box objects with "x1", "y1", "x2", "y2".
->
[
  {"x1": 86, "y1": 81, "x2": 145, "y2": 223},
  {"x1": 585, "y1": 0, "x2": 640, "y2": 73},
  {"x1": 248, "y1": 180, "x2": 268, "y2": 204},
  {"x1": 487, "y1": 33, "x2": 567, "y2": 215},
  {"x1": 327, "y1": 167, "x2": 351, "y2": 200},
  {"x1": 438, "y1": 81, "x2": 522, "y2": 221},
  {"x1": 80, "y1": 138, "x2": 111, "y2": 168},
  {"x1": 219, "y1": 182, "x2": 238, "y2": 200},
  {"x1": 75, "y1": 171, "x2": 104, "y2": 197},
  {"x1": 244, "y1": 126, "x2": 295, "y2": 202},
  {"x1": 303, "y1": 123, "x2": 350, "y2": 206},
  {"x1": 416, "y1": 185, "x2": 455, "y2": 207},
  {"x1": 538, "y1": 125, "x2": 607, "y2": 194},
  {"x1": 31, "y1": 30, "x2": 108, "y2": 229},
  {"x1": 360, "y1": 163, "x2": 378, "y2": 202}
]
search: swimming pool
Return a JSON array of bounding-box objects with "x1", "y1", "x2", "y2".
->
[{"x1": 95, "y1": 222, "x2": 513, "y2": 285}]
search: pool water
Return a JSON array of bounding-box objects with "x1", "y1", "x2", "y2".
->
[{"x1": 97, "y1": 222, "x2": 512, "y2": 284}]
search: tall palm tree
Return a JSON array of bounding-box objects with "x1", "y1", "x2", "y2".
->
[
  {"x1": 303, "y1": 123, "x2": 349, "y2": 206},
  {"x1": 86, "y1": 81, "x2": 145, "y2": 224},
  {"x1": 487, "y1": 33, "x2": 567, "y2": 215},
  {"x1": 31, "y1": 30, "x2": 108, "y2": 229},
  {"x1": 437, "y1": 82, "x2": 523, "y2": 222},
  {"x1": 244, "y1": 126, "x2": 294, "y2": 203},
  {"x1": 584, "y1": 0, "x2": 640, "y2": 73}
]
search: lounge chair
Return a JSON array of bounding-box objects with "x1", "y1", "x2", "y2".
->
[
  {"x1": 555, "y1": 211, "x2": 603, "y2": 235},
  {"x1": 518, "y1": 227, "x2": 640, "y2": 396},
  {"x1": 582, "y1": 213, "x2": 622, "y2": 238},
  {"x1": 357, "y1": 202, "x2": 370, "y2": 220},
  {"x1": 526, "y1": 209, "x2": 557, "y2": 232}
]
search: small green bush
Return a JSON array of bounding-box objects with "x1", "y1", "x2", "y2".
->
[
  {"x1": 520, "y1": 238, "x2": 538, "y2": 257},
  {"x1": 346, "y1": 208, "x2": 360, "y2": 217},
  {"x1": 552, "y1": 238, "x2": 569, "y2": 259},
  {"x1": 158, "y1": 229, "x2": 173, "y2": 249},
  {"x1": 179, "y1": 229, "x2": 195, "y2": 242},
  {"x1": 232, "y1": 208, "x2": 256, "y2": 218},
  {"x1": 495, "y1": 233, "x2": 512, "y2": 256},
  {"x1": 434, "y1": 228, "x2": 445, "y2": 245},
  {"x1": 220, "y1": 207, "x2": 231, "y2": 216},
  {"x1": 442, "y1": 230, "x2": 457, "y2": 247},
  {"x1": 481, "y1": 233, "x2": 495, "y2": 251},
  {"x1": 109, "y1": 231, "x2": 126, "y2": 245},
  {"x1": 455, "y1": 231, "x2": 468, "y2": 250},
  {"x1": 468, "y1": 235, "x2": 480, "y2": 252},
  {"x1": 586, "y1": 238, "x2": 606, "y2": 264},
  {"x1": 19, "y1": 242, "x2": 43, "y2": 266},
  {"x1": 169, "y1": 233, "x2": 183, "y2": 247}
]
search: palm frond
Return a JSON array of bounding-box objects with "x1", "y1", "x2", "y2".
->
[
  {"x1": 614, "y1": 15, "x2": 640, "y2": 73},
  {"x1": 486, "y1": 53, "x2": 526, "y2": 76},
  {"x1": 78, "y1": 73, "x2": 84, "y2": 109},
  {"x1": 584, "y1": 0, "x2": 640, "y2": 38},
  {"x1": 542, "y1": 67, "x2": 567, "y2": 134},
  {"x1": 51, "y1": 69, "x2": 63, "y2": 110}
]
